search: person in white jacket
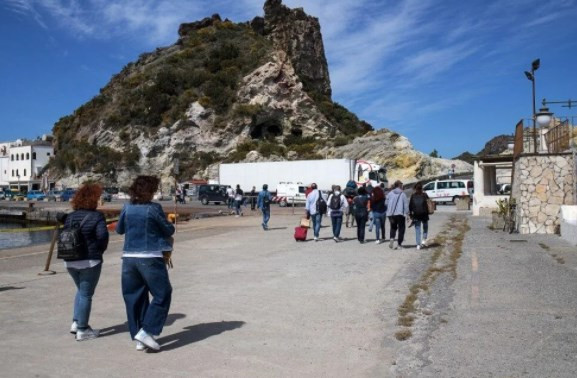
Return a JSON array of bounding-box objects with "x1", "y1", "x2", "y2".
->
[
  {"x1": 327, "y1": 185, "x2": 348, "y2": 242},
  {"x1": 305, "y1": 183, "x2": 328, "y2": 241}
]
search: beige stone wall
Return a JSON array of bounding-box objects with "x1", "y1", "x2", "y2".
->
[{"x1": 513, "y1": 154, "x2": 574, "y2": 234}]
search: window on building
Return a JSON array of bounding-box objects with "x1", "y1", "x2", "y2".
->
[
  {"x1": 26, "y1": 153, "x2": 29, "y2": 160},
  {"x1": 33, "y1": 152, "x2": 37, "y2": 160},
  {"x1": 16, "y1": 169, "x2": 19, "y2": 176},
  {"x1": 21, "y1": 153, "x2": 24, "y2": 160},
  {"x1": 11, "y1": 154, "x2": 14, "y2": 161},
  {"x1": 24, "y1": 169, "x2": 27, "y2": 177},
  {"x1": 16, "y1": 154, "x2": 19, "y2": 161},
  {"x1": 11, "y1": 170, "x2": 14, "y2": 177}
]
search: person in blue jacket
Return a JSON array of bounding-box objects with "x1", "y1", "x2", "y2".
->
[
  {"x1": 257, "y1": 184, "x2": 273, "y2": 230},
  {"x1": 116, "y1": 175, "x2": 175, "y2": 352}
]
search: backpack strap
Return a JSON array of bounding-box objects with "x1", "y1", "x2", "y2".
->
[
  {"x1": 392, "y1": 193, "x2": 402, "y2": 214},
  {"x1": 72, "y1": 214, "x2": 92, "y2": 230}
]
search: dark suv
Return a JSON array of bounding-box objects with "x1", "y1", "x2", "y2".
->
[{"x1": 198, "y1": 185, "x2": 229, "y2": 205}]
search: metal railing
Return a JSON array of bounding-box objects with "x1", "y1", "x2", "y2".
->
[{"x1": 513, "y1": 117, "x2": 575, "y2": 154}]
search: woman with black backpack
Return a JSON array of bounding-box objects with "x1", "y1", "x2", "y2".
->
[
  {"x1": 409, "y1": 182, "x2": 430, "y2": 250},
  {"x1": 59, "y1": 183, "x2": 109, "y2": 341}
]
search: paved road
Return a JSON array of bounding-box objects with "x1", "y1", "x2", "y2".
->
[{"x1": 1, "y1": 207, "x2": 576, "y2": 377}]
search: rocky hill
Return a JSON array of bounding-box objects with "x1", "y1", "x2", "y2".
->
[
  {"x1": 454, "y1": 135, "x2": 514, "y2": 164},
  {"x1": 52, "y1": 0, "x2": 471, "y2": 189}
]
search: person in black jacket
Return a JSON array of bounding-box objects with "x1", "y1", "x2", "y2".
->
[
  {"x1": 409, "y1": 182, "x2": 430, "y2": 250},
  {"x1": 60, "y1": 183, "x2": 109, "y2": 341}
]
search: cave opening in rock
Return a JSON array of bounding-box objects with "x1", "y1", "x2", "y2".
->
[{"x1": 250, "y1": 119, "x2": 283, "y2": 140}]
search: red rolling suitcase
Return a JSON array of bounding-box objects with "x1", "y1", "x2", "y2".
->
[{"x1": 294, "y1": 226, "x2": 308, "y2": 241}]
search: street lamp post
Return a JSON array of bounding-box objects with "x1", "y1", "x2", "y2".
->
[{"x1": 524, "y1": 59, "x2": 540, "y2": 153}]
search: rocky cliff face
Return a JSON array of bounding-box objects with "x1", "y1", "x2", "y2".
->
[
  {"x1": 258, "y1": 0, "x2": 332, "y2": 98},
  {"x1": 51, "y1": 0, "x2": 470, "y2": 190}
]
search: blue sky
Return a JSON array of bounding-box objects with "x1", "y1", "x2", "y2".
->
[{"x1": 1, "y1": 0, "x2": 577, "y2": 158}]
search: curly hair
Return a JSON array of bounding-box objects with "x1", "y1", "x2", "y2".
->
[
  {"x1": 71, "y1": 183, "x2": 102, "y2": 210},
  {"x1": 128, "y1": 175, "x2": 160, "y2": 204}
]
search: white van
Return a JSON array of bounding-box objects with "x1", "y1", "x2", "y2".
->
[
  {"x1": 423, "y1": 179, "x2": 474, "y2": 203},
  {"x1": 275, "y1": 182, "x2": 307, "y2": 207}
]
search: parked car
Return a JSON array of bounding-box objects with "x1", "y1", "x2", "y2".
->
[
  {"x1": 46, "y1": 190, "x2": 63, "y2": 201},
  {"x1": 12, "y1": 192, "x2": 26, "y2": 201},
  {"x1": 26, "y1": 190, "x2": 46, "y2": 201},
  {"x1": 423, "y1": 179, "x2": 474, "y2": 204},
  {"x1": 100, "y1": 191, "x2": 112, "y2": 202},
  {"x1": 497, "y1": 183, "x2": 511, "y2": 195},
  {"x1": 60, "y1": 188, "x2": 77, "y2": 202},
  {"x1": 0, "y1": 189, "x2": 15, "y2": 200},
  {"x1": 198, "y1": 184, "x2": 230, "y2": 205}
]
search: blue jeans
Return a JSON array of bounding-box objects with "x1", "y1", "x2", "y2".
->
[
  {"x1": 415, "y1": 220, "x2": 429, "y2": 245},
  {"x1": 262, "y1": 208, "x2": 270, "y2": 228},
  {"x1": 122, "y1": 257, "x2": 172, "y2": 339},
  {"x1": 67, "y1": 263, "x2": 102, "y2": 330},
  {"x1": 373, "y1": 211, "x2": 386, "y2": 240},
  {"x1": 311, "y1": 213, "x2": 322, "y2": 238},
  {"x1": 331, "y1": 216, "x2": 343, "y2": 238},
  {"x1": 235, "y1": 200, "x2": 243, "y2": 215}
]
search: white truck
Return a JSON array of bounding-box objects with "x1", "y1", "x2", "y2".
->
[{"x1": 218, "y1": 159, "x2": 387, "y2": 206}]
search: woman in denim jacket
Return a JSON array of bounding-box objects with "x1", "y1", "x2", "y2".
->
[{"x1": 116, "y1": 175, "x2": 175, "y2": 351}]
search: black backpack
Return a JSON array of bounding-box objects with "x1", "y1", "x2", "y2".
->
[
  {"x1": 353, "y1": 195, "x2": 369, "y2": 218},
  {"x1": 411, "y1": 194, "x2": 428, "y2": 216},
  {"x1": 262, "y1": 192, "x2": 271, "y2": 208},
  {"x1": 329, "y1": 194, "x2": 341, "y2": 210},
  {"x1": 316, "y1": 192, "x2": 328, "y2": 214},
  {"x1": 57, "y1": 215, "x2": 90, "y2": 260}
]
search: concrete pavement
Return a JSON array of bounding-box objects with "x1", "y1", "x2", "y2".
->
[{"x1": 1, "y1": 206, "x2": 576, "y2": 377}]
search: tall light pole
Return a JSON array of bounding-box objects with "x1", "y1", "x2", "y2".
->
[{"x1": 524, "y1": 59, "x2": 540, "y2": 153}]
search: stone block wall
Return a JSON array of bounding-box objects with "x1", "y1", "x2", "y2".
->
[{"x1": 513, "y1": 154, "x2": 574, "y2": 234}]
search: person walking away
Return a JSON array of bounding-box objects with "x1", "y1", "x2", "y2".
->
[
  {"x1": 327, "y1": 185, "x2": 348, "y2": 242},
  {"x1": 234, "y1": 185, "x2": 244, "y2": 217},
  {"x1": 116, "y1": 175, "x2": 175, "y2": 352},
  {"x1": 60, "y1": 183, "x2": 109, "y2": 341},
  {"x1": 343, "y1": 180, "x2": 357, "y2": 228},
  {"x1": 257, "y1": 184, "x2": 273, "y2": 230},
  {"x1": 250, "y1": 186, "x2": 257, "y2": 211},
  {"x1": 370, "y1": 185, "x2": 386, "y2": 244},
  {"x1": 409, "y1": 182, "x2": 430, "y2": 250},
  {"x1": 226, "y1": 186, "x2": 235, "y2": 213},
  {"x1": 386, "y1": 180, "x2": 409, "y2": 249},
  {"x1": 353, "y1": 187, "x2": 370, "y2": 243},
  {"x1": 305, "y1": 183, "x2": 327, "y2": 241}
]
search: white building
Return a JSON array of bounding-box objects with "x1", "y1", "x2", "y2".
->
[
  {"x1": 0, "y1": 142, "x2": 11, "y2": 188},
  {"x1": 5, "y1": 138, "x2": 54, "y2": 191}
]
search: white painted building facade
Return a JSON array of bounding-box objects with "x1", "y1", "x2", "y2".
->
[{"x1": 1, "y1": 138, "x2": 54, "y2": 191}]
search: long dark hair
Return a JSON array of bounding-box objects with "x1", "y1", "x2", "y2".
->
[
  {"x1": 414, "y1": 182, "x2": 424, "y2": 194},
  {"x1": 128, "y1": 176, "x2": 160, "y2": 204},
  {"x1": 371, "y1": 186, "x2": 384, "y2": 202}
]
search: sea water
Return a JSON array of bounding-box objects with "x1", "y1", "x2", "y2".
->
[{"x1": 0, "y1": 222, "x2": 54, "y2": 250}]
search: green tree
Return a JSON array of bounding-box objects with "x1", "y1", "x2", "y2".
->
[{"x1": 429, "y1": 149, "x2": 439, "y2": 158}]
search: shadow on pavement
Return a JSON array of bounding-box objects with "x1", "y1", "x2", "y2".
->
[
  {"x1": 99, "y1": 313, "x2": 186, "y2": 337},
  {"x1": 266, "y1": 227, "x2": 287, "y2": 231},
  {"x1": 0, "y1": 286, "x2": 25, "y2": 293},
  {"x1": 158, "y1": 321, "x2": 246, "y2": 351}
]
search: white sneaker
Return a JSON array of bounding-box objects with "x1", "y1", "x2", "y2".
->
[
  {"x1": 136, "y1": 341, "x2": 146, "y2": 351},
  {"x1": 389, "y1": 240, "x2": 395, "y2": 249},
  {"x1": 314, "y1": 237, "x2": 319, "y2": 242},
  {"x1": 422, "y1": 238, "x2": 428, "y2": 246},
  {"x1": 417, "y1": 245, "x2": 421, "y2": 250},
  {"x1": 76, "y1": 327, "x2": 99, "y2": 341},
  {"x1": 70, "y1": 321, "x2": 78, "y2": 334},
  {"x1": 333, "y1": 237, "x2": 339, "y2": 242},
  {"x1": 135, "y1": 329, "x2": 160, "y2": 351},
  {"x1": 375, "y1": 239, "x2": 381, "y2": 245}
]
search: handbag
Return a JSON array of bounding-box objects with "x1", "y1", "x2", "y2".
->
[
  {"x1": 300, "y1": 217, "x2": 311, "y2": 228},
  {"x1": 426, "y1": 198, "x2": 436, "y2": 215}
]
